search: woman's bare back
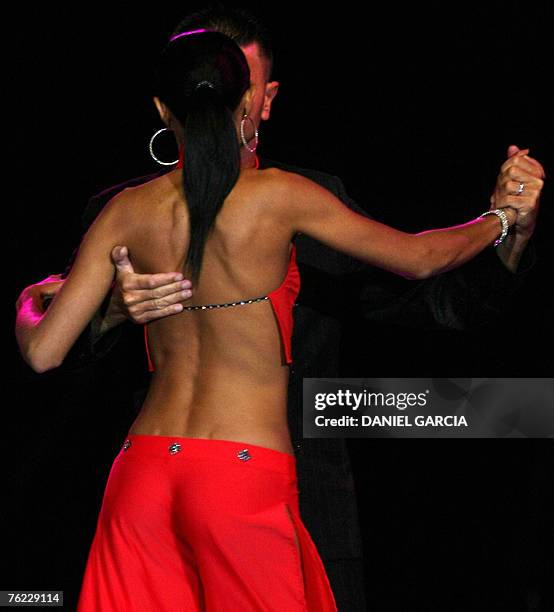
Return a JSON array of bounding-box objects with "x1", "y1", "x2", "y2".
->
[{"x1": 122, "y1": 167, "x2": 298, "y2": 454}]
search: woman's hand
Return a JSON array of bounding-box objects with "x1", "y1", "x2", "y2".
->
[{"x1": 15, "y1": 274, "x2": 66, "y2": 314}]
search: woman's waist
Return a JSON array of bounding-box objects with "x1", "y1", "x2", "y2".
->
[
  {"x1": 132, "y1": 386, "x2": 293, "y2": 453},
  {"x1": 128, "y1": 419, "x2": 295, "y2": 458},
  {"x1": 145, "y1": 371, "x2": 289, "y2": 410},
  {"x1": 118, "y1": 432, "x2": 298, "y2": 479}
]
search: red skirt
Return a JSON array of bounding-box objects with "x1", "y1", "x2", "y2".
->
[{"x1": 76, "y1": 434, "x2": 338, "y2": 611}]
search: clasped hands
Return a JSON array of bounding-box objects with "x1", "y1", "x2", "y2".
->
[{"x1": 490, "y1": 144, "x2": 544, "y2": 237}]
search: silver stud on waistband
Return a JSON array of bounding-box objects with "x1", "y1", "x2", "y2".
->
[
  {"x1": 168, "y1": 442, "x2": 182, "y2": 454},
  {"x1": 237, "y1": 448, "x2": 251, "y2": 461},
  {"x1": 122, "y1": 439, "x2": 132, "y2": 451}
]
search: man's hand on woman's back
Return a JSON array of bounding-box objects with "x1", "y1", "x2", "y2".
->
[{"x1": 100, "y1": 246, "x2": 193, "y2": 333}]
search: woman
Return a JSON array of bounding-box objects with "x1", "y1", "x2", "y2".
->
[{"x1": 15, "y1": 30, "x2": 542, "y2": 611}]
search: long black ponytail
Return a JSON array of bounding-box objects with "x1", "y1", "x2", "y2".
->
[{"x1": 153, "y1": 31, "x2": 250, "y2": 284}]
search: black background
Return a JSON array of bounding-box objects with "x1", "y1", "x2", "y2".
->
[{"x1": 10, "y1": 1, "x2": 553, "y2": 610}]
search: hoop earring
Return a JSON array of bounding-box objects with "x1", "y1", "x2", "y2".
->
[
  {"x1": 240, "y1": 114, "x2": 259, "y2": 153},
  {"x1": 149, "y1": 128, "x2": 179, "y2": 166}
]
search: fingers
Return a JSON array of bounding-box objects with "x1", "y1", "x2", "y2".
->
[
  {"x1": 493, "y1": 150, "x2": 543, "y2": 221},
  {"x1": 500, "y1": 148, "x2": 545, "y2": 179},
  {"x1": 122, "y1": 272, "x2": 191, "y2": 292},
  {"x1": 507, "y1": 144, "x2": 546, "y2": 177},
  {"x1": 501, "y1": 168, "x2": 544, "y2": 190},
  {"x1": 32, "y1": 276, "x2": 65, "y2": 306},
  {"x1": 125, "y1": 291, "x2": 192, "y2": 323},
  {"x1": 523, "y1": 155, "x2": 546, "y2": 178},
  {"x1": 112, "y1": 251, "x2": 193, "y2": 323},
  {"x1": 493, "y1": 164, "x2": 543, "y2": 215},
  {"x1": 495, "y1": 195, "x2": 536, "y2": 212},
  {"x1": 503, "y1": 180, "x2": 540, "y2": 196},
  {"x1": 131, "y1": 302, "x2": 186, "y2": 323},
  {"x1": 34, "y1": 273, "x2": 65, "y2": 286},
  {"x1": 111, "y1": 245, "x2": 135, "y2": 275},
  {"x1": 494, "y1": 176, "x2": 543, "y2": 209},
  {"x1": 17, "y1": 274, "x2": 66, "y2": 313},
  {"x1": 122, "y1": 278, "x2": 192, "y2": 306},
  {"x1": 121, "y1": 279, "x2": 193, "y2": 323}
]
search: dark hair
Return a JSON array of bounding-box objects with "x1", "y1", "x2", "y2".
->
[
  {"x1": 171, "y1": 4, "x2": 274, "y2": 79},
  {"x1": 153, "y1": 31, "x2": 250, "y2": 283}
]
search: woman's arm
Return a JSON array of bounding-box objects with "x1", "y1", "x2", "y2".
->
[
  {"x1": 279, "y1": 171, "x2": 517, "y2": 281},
  {"x1": 15, "y1": 192, "x2": 130, "y2": 373}
]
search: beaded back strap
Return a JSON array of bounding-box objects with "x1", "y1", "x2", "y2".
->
[{"x1": 182, "y1": 295, "x2": 269, "y2": 311}]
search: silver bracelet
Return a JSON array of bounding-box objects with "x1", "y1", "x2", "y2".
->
[{"x1": 479, "y1": 209, "x2": 510, "y2": 247}]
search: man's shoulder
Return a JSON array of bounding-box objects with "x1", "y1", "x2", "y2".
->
[{"x1": 92, "y1": 169, "x2": 169, "y2": 202}]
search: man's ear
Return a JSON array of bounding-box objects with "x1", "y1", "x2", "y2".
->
[
  {"x1": 261, "y1": 81, "x2": 279, "y2": 121},
  {"x1": 153, "y1": 96, "x2": 170, "y2": 125}
]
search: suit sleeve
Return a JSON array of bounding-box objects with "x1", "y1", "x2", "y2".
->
[{"x1": 332, "y1": 176, "x2": 538, "y2": 329}]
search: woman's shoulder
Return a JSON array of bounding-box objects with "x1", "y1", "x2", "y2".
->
[
  {"x1": 122, "y1": 170, "x2": 177, "y2": 197},
  {"x1": 239, "y1": 167, "x2": 332, "y2": 230},
  {"x1": 251, "y1": 166, "x2": 320, "y2": 198},
  {"x1": 105, "y1": 171, "x2": 181, "y2": 213}
]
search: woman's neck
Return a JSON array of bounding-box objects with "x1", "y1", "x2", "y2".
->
[{"x1": 176, "y1": 145, "x2": 259, "y2": 170}]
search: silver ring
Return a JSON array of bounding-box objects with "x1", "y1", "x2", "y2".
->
[{"x1": 516, "y1": 182, "x2": 525, "y2": 195}]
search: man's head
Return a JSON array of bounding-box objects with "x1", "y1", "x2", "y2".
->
[{"x1": 167, "y1": 6, "x2": 279, "y2": 131}]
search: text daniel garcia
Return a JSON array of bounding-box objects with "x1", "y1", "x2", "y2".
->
[{"x1": 314, "y1": 414, "x2": 468, "y2": 427}]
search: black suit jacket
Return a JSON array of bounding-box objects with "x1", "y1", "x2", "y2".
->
[{"x1": 58, "y1": 157, "x2": 535, "y2": 561}]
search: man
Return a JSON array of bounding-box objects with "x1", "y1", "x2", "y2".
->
[{"x1": 17, "y1": 6, "x2": 543, "y2": 611}]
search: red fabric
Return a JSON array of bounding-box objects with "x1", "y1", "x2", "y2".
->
[
  {"x1": 144, "y1": 324, "x2": 155, "y2": 373},
  {"x1": 144, "y1": 245, "x2": 300, "y2": 371},
  {"x1": 176, "y1": 146, "x2": 184, "y2": 169},
  {"x1": 77, "y1": 434, "x2": 337, "y2": 611},
  {"x1": 267, "y1": 244, "x2": 301, "y2": 365}
]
